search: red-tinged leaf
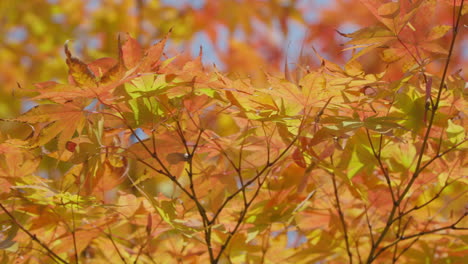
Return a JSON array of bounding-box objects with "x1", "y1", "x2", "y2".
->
[
  {"x1": 87, "y1": 57, "x2": 117, "y2": 78},
  {"x1": 139, "y1": 32, "x2": 170, "y2": 72},
  {"x1": 32, "y1": 84, "x2": 89, "y2": 104},
  {"x1": 15, "y1": 104, "x2": 82, "y2": 123},
  {"x1": 65, "y1": 141, "x2": 77, "y2": 152},
  {"x1": 64, "y1": 42, "x2": 97, "y2": 88},
  {"x1": 424, "y1": 76, "x2": 433, "y2": 123},
  {"x1": 182, "y1": 54, "x2": 204, "y2": 75},
  {"x1": 292, "y1": 147, "x2": 307, "y2": 168},
  {"x1": 377, "y1": 2, "x2": 400, "y2": 18},
  {"x1": 358, "y1": 0, "x2": 394, "y2": 30},
  {"x1": 85, "y1": 159, "x2": 126, "y2": 198},
  {"x1": 425, "y1": 76, "x2": 433, "y2": 103},
  {"x1": 122, "y1": 33, "x2": 143, "y2": 69},
  {"x1": 146, "y1": 213, "x2": 152, "y2": 235},
  {"x1": 299, "y1": 136, "x2": 310, "y2": 148},
  {"x1": 296, "y1": 209, "x2": 332, "y2": 230},
  {"x1": 308, "y1": 128, "x2": 334, "y2": 147},
  {"x1": 318, "y1": 142, "x2": 335, "y2": 160},
  {"x1": 34, "y1": 80, "x2": 76, "y2": 100},
  {"x1": 360, "y1": 0, "x2": 425, "y2": 33},
  {"x1": 100, "y1": 63, "x2": 124, "y2": 85},
  {"x1": 183, "y1": 94, "x2": 211, "y2": 113},
  {"x1": 361, "y1": 86, "x2": 378, "y2": 97},
  {"x1": 0, "y1": 139, "x2": 28, "y2": 154}
]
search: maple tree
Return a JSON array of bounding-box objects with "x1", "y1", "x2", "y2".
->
[{"x1": 0, "y1": 0, "x2": 467, "y2": 263}]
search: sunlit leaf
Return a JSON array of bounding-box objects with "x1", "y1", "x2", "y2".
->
[
  {"x1": 426, "y1": 25, "x2": 452, "y2": 41},
  {"x1": 377, "y1": 2, "x2": 400, "y2": 19},
  {"x1": 64, "y1": 43, "x2": 97, "y2": 88},
  {"x1": 446, "y1": 119, "x2": 464, "y2": 144}
]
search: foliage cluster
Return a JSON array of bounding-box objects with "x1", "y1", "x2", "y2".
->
[{"x1": 0, "y1": 0, "x2": 467, "y2": 263}]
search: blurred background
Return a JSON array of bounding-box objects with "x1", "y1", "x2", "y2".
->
[{"x1": 1, "y1": 0, "x2": 466, "y2": 120}]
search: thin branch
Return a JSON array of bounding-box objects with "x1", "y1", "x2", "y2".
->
[
  {"x1": 237, "y1": 122, "x2": 252, "y2": 207},
  {"x1": 329, "y1": 156, "x2": 353, "y2": 264},
  {"x1": 177, "y1": 124, "x2": 214, "y2": 262},
  {"x1": 373, "y1": 212, "x2": 467, "y2": 260},
  {"x1": 133, "y1": 232, "x2": 150, "y2": 264},
  {"x1": 0, "y1": 203, "x2": 69, "y2": 264},
  {"x1": 364, "y1": 204, "x2": 374, "y2": 247},
  {"x1": 211, "y1": 111, "x2": 309, "y2": 262},
  {"x1": 417, "y1": 139, "x2": 466, "y2": 174},
  {"x1": 394, "y1": 237, "x2": 419, "y2": 263},
  {"x1": 391, "y1": 180, "x2": 452, "y2": 224},
  {"x1": 70, "y1": 199, "x2": 79, "y2": 264},
  {"x1": 366, "y1": 129, "x2": 395, "y2": 204},
  {"x1": 213, "y1": 169, "x2": 270, "y2": 263},
  {"x1": 355, "y1": 239, "x2": 363, "y2": 264},
  {"x1": 208, "y1": 131, "x2": 300, "y2": 225}
]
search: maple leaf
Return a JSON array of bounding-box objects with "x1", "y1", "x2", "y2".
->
[
  {"x1": 99, "y1": 35, "x2": 126, "y2": 84},
  {"x1": 0, "y1": 151, "x2": 40, "y2": 179},
  {"x1": 82, "y1": 159, "x2": 127, "y2": 200},
  {"x1": 122, "y1": 33, "x2": 143, "y2": 69},
  {"x1": 64, "y1": 42, "x2": 98, "y2": 88},
  {"x1": 138, "y1": 31, "x2": 170, "y2": 73},
  {"x1": 14, "y1": 103, "x2": 86, "y2": 151}
]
